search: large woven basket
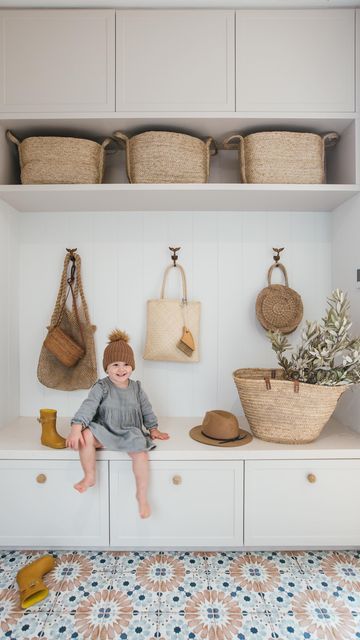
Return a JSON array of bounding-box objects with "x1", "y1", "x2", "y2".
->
[
  {"x1": 113, "y1": 130, "x2": 216, "y2": 184},
  {"x1": 6, "y1": 130, "x2": 112, "y2": 184},
  {"x1": 223, "y1": 131, "x2": 339, "y2": 184},
  {"x1": 233, "y1": 368, "x2": 347, "y2": 444}
]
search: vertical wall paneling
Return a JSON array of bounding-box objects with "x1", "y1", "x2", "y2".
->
[
  {"x1": 18, "y1": 210, "x2": 331, "y2": 419},
  {"x1": 0, "y1": 200, "x2": 19, "y2": 427}
]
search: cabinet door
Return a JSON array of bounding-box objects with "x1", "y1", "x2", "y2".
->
[
  {"x1": 110, "y1": 460, "x2": 243, "y2": 547},
  {"x1": 0, "y1": 460, "x2": 109, "y2": 546},
  {"x1": 116, "y1": 10, "x2": 235, "y2": 112},
  {"x1": 245, "y1": 459, "x2": 360, "y2": 546},
  {"x1": 236, "y1": 9, "x2": 355, "y2": 112},
  {"x1": 0, "y1": 10, "x2": 115, "y2": 112}
]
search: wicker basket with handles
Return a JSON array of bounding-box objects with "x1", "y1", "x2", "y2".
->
[
  {"x1": 113, "y1": 130, "x2": 217, "y2": 184},
  {"x1": 6, "y1": 130, "x2": 112, "y2": 185},
  {"x1": 233, "y1": 368, "x2": 347, "y2": 444},
  {"x1": 223, "y1": 131, "x2": 339, "y2": 184}
]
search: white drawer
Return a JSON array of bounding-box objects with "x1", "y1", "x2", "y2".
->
[
  {"x1": 110, "y1": 460, "x2": 243, "y2": 547},
  {"x1": 245, "y1": 459, "x2": 360, "y2": 547},
  {"x1": 0, "y1": 460, "x2": 109, "y2": 547}
]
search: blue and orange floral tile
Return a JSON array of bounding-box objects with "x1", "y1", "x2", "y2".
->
[{"x1": 1, "y1": 549, "x2": 360, "y2": 639}]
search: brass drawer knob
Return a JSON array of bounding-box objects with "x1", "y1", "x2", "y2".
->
[
  {"x1": 307, "y1": 473, "x2": 316, "y2": 483},
  {"x1": 36, "y1": 473, "x2": 47, "y2": 484},
  {"x1": 172, "y1": 475, "x2": 182, "y2": 485}
]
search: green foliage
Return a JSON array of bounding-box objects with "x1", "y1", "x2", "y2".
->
[{"x1": 268, "y1": 289, "x2": 360, "y2": 386}]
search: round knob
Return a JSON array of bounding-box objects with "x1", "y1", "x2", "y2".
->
[
  {"x1": 172, "y1": 475, "x2": 182, "y2": 485},
  {"x1": 307, "y1": 473, "x2": 316, "y2": 483},
  {"x1": 36, "y1": 473, "x2": 47, "y2": 484}
]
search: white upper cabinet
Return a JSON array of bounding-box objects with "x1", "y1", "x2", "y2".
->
[
  {"x1": 0, "y1": 10, "x2": 115, "y2": 112},
  {"x1": 236, "y1": 9, "x2": 355, "y2": 113},
  {"x1": 116, "y1": 10, "x2": 235, "y2": 112}
]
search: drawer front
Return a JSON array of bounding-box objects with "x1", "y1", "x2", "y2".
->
[
  {"x1": 245, "y1": 459, "x2": 360, "y2": 546},
  {"x1": 110, "y1": 460, "x2": 243, "y2": 547},
  {"x1": 0, "y1": 460, "x2": 109, "y2": 546}
]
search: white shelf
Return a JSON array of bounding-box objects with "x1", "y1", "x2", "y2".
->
[
  {"x1": 0, "y1": 416, "x2": 359, "y2": 461},
  {"x1": 0, "y1": 183, "x2": 358, "y2": 213}
]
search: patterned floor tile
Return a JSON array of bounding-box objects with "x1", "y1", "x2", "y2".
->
[{"x1": 0, "y1": 596, "x2": 49, "y2": 640}]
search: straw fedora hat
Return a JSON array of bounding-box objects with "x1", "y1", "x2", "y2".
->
[{"x1": 189, "y1": 410, "x2": 252, "y2": 447}]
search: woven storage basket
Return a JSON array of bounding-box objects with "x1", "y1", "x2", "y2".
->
[
  {"x1": 113, "y1": 130, "x2": 216, "y2": 184},
  {"x1": 223, "y1": 131, "x2": 339, "y2": 184},
  {"x1": 233, "y1": 368, "x2": 347, "y2": 444},
  {"x1": 6, "y1": 130, "x2": 112, "y2": 184}
]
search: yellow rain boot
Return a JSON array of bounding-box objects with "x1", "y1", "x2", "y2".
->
[
  {"x1": 16, "y1": 554, "x2": 55, "y2": 609},
  {"x1": 38, "y1": 408, "x2": 66, "y2": 449}
]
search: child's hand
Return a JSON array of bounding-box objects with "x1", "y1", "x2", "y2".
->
[
  {"x1": 150, "y1": 428, "x2": 170, "y2": 440},
  {"x1": 66, "y1": 424, "x2": 85, "y2": 450}
]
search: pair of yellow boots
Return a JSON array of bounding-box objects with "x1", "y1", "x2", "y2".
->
[{"x1": 16, "y1": 410, "x2": 65, "y2": 607}]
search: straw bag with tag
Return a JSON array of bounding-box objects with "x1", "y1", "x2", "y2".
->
[
  {"x1": 143, "y1": 264, "x2": 201, "y2": 363},
  {"x1": 256, "y1": 260, "x2": 303, "y2": 335},
  {"x1": 37, "y1": 250, "x2": 97, "y2": 390}
]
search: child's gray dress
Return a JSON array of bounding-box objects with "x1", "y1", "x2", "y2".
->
[{"x1": 71, "y1": 378, "x2": 157, "y2": 452}]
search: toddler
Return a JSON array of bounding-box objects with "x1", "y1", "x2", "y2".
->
[{"x1": 66, "y1": 330, "x2": 169, "y2": 518}]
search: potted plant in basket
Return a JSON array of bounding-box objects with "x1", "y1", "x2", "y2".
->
[{"x1": 233, "y1": 290, "x2": 360, "y2": 444}]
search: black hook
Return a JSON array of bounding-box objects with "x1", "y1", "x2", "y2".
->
[
  {"x1": 272, "y1": 247, "x2": 284, "y2": 266},
  {"x1": 66, "y1": 248, "x2": 77, "y2": 283},
  {"x1": 169, "y1": 246, "x2": 181, "y2": 267}
]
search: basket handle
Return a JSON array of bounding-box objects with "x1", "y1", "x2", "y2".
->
[
  {"x1": 160, "y1": 264, "x2": 188, "y2": 303},
  {"x1": 6, "y1": 130, "x2": 21, "y2": 147},
  {"x1": 322, "y1": 132, "x2": 339, "y2": 148},
  {"x1": 113, "y1": 131, "x2": 132, "y2": 183},
  {"x1": 223, "y1": 134, "x2": 247, "y2": 183},
  {"x1": 267, "y1": 263, "x2": 289, "y2": 287}
]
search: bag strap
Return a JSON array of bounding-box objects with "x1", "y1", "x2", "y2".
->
[
  {"x1": 267, "y1": 263, "x2": 289, "y2": 287},
  {"x1": 50, "y1": 252, "x2": 86, "y2": 349},
  {"x1": 160, "y1": 264, "x2": 188, "y2": 303}
]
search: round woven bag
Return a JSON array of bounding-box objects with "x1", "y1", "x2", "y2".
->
[
  {"x1": 256, "y1": 263, "x2": 303, "y2": 334},
  {"x1": 233, "y1": 368, "x2": 347, "y2": 444}
]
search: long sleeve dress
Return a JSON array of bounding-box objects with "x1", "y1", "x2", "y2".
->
[{"x1": 71, "y1": 377, "x2": 157, "y2": 452}]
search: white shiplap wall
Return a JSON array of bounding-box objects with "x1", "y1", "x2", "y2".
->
[
  {"x1": 18, "y1": 209, "x2": 331, "y2": 420},
  {"x1": 0, "y1": 200, "x2": 19, "y2": 426},
  {"x1": 332, "y1": 192, "x2": 360, "y2": 434}
]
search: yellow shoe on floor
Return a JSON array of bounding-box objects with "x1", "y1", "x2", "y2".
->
[{"x1": 16, "y1": 554, "x2": 55, "y2": 608}]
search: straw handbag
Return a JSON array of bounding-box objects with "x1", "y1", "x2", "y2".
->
[
  {"x1": 223, "y1": 131, "x2": 338, "y2": 184},
  {"x1": 38, "y1": 250, "x2": 97, "y2": 390},
  {"x1": 256, "y1": 262, "x2": 303, "y2": 334},
  {"x1": 7, "y1": 130, "x2": 112, "y2": 184},
  {"x1": 113, "y1": 130, "x2": 216, "y2": 184},
  {"x1": 143, "y1": 264, "x2": 200, "y2": 362},
  {"x1": 233, "y1": 368, "x2": 347, "y2": 444}
]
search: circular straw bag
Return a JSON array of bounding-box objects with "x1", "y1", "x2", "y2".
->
[
  {"x1": 113, "y1": 130, "x2": 216, "y2": 184},
  {"x1": 233, "y1": 368, "x2": 347, "y2": 444},
  {"x1": 256, "y1": 263, "x2": 303, "y2": 334},
  {"x1": 6, "y1": 130, "x2": 112, "y2": 184},
  {"x1": 223, "y1": 131, "x2": 338, "y2": 184}
]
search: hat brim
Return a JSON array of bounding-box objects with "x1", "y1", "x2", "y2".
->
[{"x1": 189, "y1": 425, "x2": 253, "y2": 447}]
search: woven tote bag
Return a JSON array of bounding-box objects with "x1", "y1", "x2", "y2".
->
[
  {"x1": 7, "y1": 130, "x2": 112, "y2": 185},
  {"x1": 37, "y1": 251, "x2": 97, "y2": 390},
  {"x1": 223, "y1": 131, "x2": 338, "y2": 184},
  {"x1": 233, "y1": 368, "x2": 347, "y2": 444},
  {"x1": 143, "y1": 264, "x2": 201, "y2": 363},
  {"x1": 256, "y1": 263, "x2": 303, "y2": 334},
  {"x1": 113, "y1": 130, "x2": 216, "y2": 184}
]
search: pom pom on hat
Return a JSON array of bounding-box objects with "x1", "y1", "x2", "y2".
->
[{"x1": 103, "y1": 328, "x2": 135, "y2": 372}]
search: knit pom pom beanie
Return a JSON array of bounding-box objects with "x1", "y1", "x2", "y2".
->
[{"x1": 103, "y1": 329, "x2": 135, "y2": 372}]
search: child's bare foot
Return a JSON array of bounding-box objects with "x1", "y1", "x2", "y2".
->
[
  {"x1": 74, "y1": 476, "x2": 95, "y2": 493},
  {"x1": 137, "y1": 494, "x2": 151, "y2": 518}
]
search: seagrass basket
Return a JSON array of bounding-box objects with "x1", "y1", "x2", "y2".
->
[
  {"x1": 233, "y1": 368, "x2": 347, "y2": 444},
  {"x1": 113, "y1": 130, "x2": 216, "y2": 183},
  {"x1": 223, "y1": 131, "x2": 339, "y2": 184},
  {"x1": 6, "y1": 130, "x2": 112, "y2": 184}
]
